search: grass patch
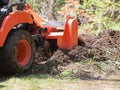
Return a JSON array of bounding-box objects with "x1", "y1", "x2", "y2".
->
[
  {"x1": 0, "y1": 74, "x2": 57, "y2": 90},
  {"x1": 0, "y1": 74, "x2": 120, "y2": 90},
  {"x1": 0, "y1": 74, "x2": 79, "y2": 90}
]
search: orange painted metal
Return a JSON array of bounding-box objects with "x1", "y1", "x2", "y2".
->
[
  {"x1": 25, "y1": 4, "x2": 45, "y2": 27},
  {"x1": 45, "y1": 16, "x2": 78, "y2": 50},
  {"x1": 57, "y1": 17, "x2": 78, "y2": 50},
  {"x1": 17, "y1": 39, "x2": 31, "y2": 66},
  {"x1": 0, "y1": 4, "x2": 45, "y2": 47},
  {"x1": 0, "y1": 3, "x2": 78, "y2": 50},
  {"x1": 47, "y1": 27, "x2": 58, "y2": 33},
  {"x1": 0, "y1": 10, "x2": 33, "y2": 47},
  {"x1": 45, "y1": 32, "x2": 63, "y2": 39},
  {"x1": 45, "y1": 27, "x2": 60, "y2": 39}
]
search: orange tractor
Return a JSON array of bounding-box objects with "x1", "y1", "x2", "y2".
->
[{"x1": 0, "y1": 0, "x2": 80, "y2": 74}]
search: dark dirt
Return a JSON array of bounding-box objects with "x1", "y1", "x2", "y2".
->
[{"x1": 31, "y1": 30, "x2": 120, "y2": 80}]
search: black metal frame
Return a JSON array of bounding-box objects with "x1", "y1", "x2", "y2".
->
[{"x1": 0, "y1": 0, "x2": 26, "y2": 26}]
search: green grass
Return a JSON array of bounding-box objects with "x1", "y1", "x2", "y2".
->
[
  {"x1": 0, "y1": 74, "x2": 77, "y2": 90},
  {"x1": 0, "y1": 75, "x2": 55, "y2": 90},
  {"x1": 0, "y1": 74, "x2": 120, "y2": 90}
]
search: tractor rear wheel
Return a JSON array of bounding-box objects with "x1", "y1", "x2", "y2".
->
[{"x1": 0, "y1": 30, "x2": 35, "y2": 74}]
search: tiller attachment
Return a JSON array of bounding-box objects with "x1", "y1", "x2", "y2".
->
[
  {"x1": 45, "y1": 16, "x2": 78, "y2": 50},
  {"x1": 25, "y1": 6, "x2": 79, "y2": 50}
]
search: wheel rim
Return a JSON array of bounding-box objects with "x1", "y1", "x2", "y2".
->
[{"x1": 16, "y1": 39, "x2": 31, "y2": 66}]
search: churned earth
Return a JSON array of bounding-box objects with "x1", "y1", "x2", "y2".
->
[
  {"x1": 32, "y1": 30, "x2": 120, "y2": 80},
  {"x1": 0, "y1": 30, "x2": 119, "y2": 90}
]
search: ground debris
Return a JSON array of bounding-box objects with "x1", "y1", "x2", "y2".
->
[{"x1": 33, "y1": 30, "x2": 120, "y2": 79}]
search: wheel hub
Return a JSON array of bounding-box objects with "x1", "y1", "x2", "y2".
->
[{"x1": 16, "y1": 39, "x2": 31, "y2": 66}]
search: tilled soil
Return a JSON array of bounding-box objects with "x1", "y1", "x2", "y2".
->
[{"x1": 31, "y1": 30, "x2": 120, "y2": 80}]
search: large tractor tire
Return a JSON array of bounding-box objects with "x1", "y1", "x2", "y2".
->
[{"x1": 0, "y1": 30, "x2": 35, "y2": 74}]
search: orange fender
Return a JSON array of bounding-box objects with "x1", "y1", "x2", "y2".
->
[
  {"x1": 0, "y1": 11, "x2": 33, "y2": 47},
  {"x1": 27, "y1": 9, "x2": 45, "y2": 27}
]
